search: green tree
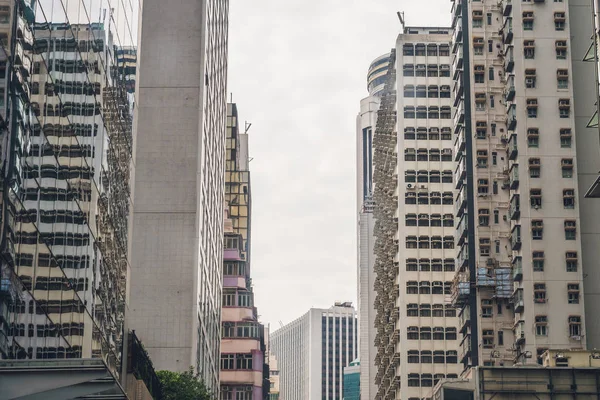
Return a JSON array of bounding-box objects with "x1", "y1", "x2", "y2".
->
[{"x1": 157, "y1": 368, "x2": 213, "y2": 400}]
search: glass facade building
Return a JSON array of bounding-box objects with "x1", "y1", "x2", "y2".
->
[
  {"x1": 0, "y1": 0, "x2": 138, "y2": 381},
  {"x1": 343, "y1": 359, "x2": 360, "y2": 400}
]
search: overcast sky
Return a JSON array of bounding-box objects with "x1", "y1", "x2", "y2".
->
[{"x1": 228, "y1": 0, "x2": 449, "y2": 329}]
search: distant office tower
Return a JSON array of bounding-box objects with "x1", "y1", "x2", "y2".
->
[
  {"x1": 374, "y1": 27, "x2": 462, "y2": 400},
  {"x1": 220, "y1": 103, "x2": 269, "y2": 399},
  {"x1": 450, "y1": 0, "x2": 600, "y2": 372},
  {"x1": 0, "y1": 0, "x2": 140, "y2": 396},
  {"x1": 342, "y1": 359, "x2": 360, "y2": 400},
  {"x1": 270, "y1": 303, "x2": 357, "y2": 400},
  {"x1": 128, "y1": 0, "x2": 229, "y2": 392},
  {"x1": 356, "y1": 53, "x2": 389, "y2": 400}
]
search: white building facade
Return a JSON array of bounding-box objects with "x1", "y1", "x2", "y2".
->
[{"x1": 270, "y1": 303, "x2": 357, "y2": 400}]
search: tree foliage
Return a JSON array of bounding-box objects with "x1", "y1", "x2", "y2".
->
[{"x1": 157, "y1": 368, "x2": 213, "y2": 400}]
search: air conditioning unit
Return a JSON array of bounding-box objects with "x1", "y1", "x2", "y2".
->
[
  {"x1": 420, "y1": 185, "x2": 427, "y2": 189},
  {"x1": 442, "y1": 149, "x2": 452, "y2": 155},
  {"x1": 571, "y1": 335, "x2": 582, "y2": 341},
  {"x1": 525, "y1": 78, "x2": 535, "y2": 86},
  {"x1": 406, "y1": 183, "x2": 414, "y2": 189}
]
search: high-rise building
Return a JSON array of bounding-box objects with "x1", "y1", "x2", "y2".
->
[
  {"x1": 270, "y1": 303, "x2": 358, "y2": 400},
  {"x1": 128, "y1": 0, "x2": 229, "y2": 392},
  {"x1": 373, "y1": 26, "x2": 462, "y2": 400},
  {"x1": 220, "y1": 103, "x2": 269, "y2": 399},
  {"x1": 356, "y1": 53, "x2": 389, "y2": 400},
  {"x1": 342, "y1": 359, "x2": 361, "y2": 400},
  {"x1": 450, "y1": 0, "x2": 600, "y2": 372},
  {"x1": 269, "y1": 352, "x2": 281, "y2": 400},
  {"x1": 0, "y1": 0, "x2": 141, "y2": 396}
]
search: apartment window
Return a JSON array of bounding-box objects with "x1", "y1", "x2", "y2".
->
[
  {"x1": 404, "y1": 127, "x2": 416, "y2": 140},
  {"x1": 556, "y1": 40, "x2": 567, "y2": 59},
  {"x1": 568, "y1": 284, "x2": 580, "y2": 304},
  {"x1": 416, "y1": 64, "x2": 427, "y2": 77},
  {"x1": 559, "y1": 98, "x2": 570, "y2": 118},
  {"x1": 524, "y1": 40, "x2": 535, "y2": 58},
  {"x1": 238, "y1": 292, "x2": 252, "y2": 307},
  {"x1": 421, "y1": 351, "x2": 433, "y2": 365},
  {"x1": 431, "y1": 191, "x2": 442, "y2": 204},
  {"x1": 406, "y1": 236, "x2": 417, "y2": 249},
  {"x1": 564, "y1": 220, "x2": 576, "y2": 240},
  {"x1": 443, "y1": 214, "x2": 454, "y2": 227},
  {"x1": 407, "y1": 326, "x2": 419, "y2": 340},
  {"x1": 490, "y1": 95, "x2": 495, "y2": 108},
  {"x1": 430, "y1": 259, "x2": 440, "y2": 271},
  {"x1": 533, "y1": 251, "x2": 545, "y2": 272},
  {"x1": 560, "y1": 128, "x2": 572, "y2": 148},
  {"x1": 529, "y1": 158, "x2": 541, "y2": 178},
  {"x1": 473, "y1": 10, "x2": 483, "y2": 27},
  {"x1": 405, "y1": 148, "x2": 416, "y2": 161},
  {"x1": 482, "y1": 300, "x2": 493, "y2": 318},
  {"x1": 498, "y1": 331, "x2": 504, "y2": 346},
  {"x1": 405, "y1": 192, "x2": 417, "y2": 204},
  {"x1": 522, "y1": 11, "x2": 534, "y2": 30},
  {"x1": 527, "y1": 98, "x2": 538, "y2": 118},
  {"x1": 407, "y1": 282, "x2": 419, "y2": 295},
  {"x1": 554, "y1": 12, "x2": 566, "y2": 30},
  {"x1": 480, "y1": 238, "x2": 491, "y2": 256},
  {"x1": 403, "y1": 44, "x2": 414, "y2": 56},
  {"x1": 527, "y1": 128, "x2": 539, "y2": 148},
  {"x1": 474, "y1": 65, "x2": 485, "y2": 83},
  {"x1": 529, "y1": 189, "x2": 542, "y2": 210},
  {"x1": 441, "y1": 127, "x2": 452, "y2": 140},
  {"x1": 415, "y1": 43, "x2": 426, "y2": 56},
  {"x1": 428, "y1": 106, "x2": 439, "y2": 119},
  {"x1": 431, "y1": 236, "x2": 442, "y2": 249},
  {"x1": 404, "y1": 85, "x2": 415, "y2": 97},
  {"x1": 535, "y1": 316, "x2": 548, "y2": 336},
  {"x1": 492, "y1": 152, "x2": 497, "y2": 165},
  {"x1": 474, "y1": 37, "x2": 484, "y2": 55},
  {"x1": 432, "y1": 281, "x2": 443, "y2": 295},
  {"x1": 404, "y1": 106, "x2": 415, "y2": 118},
  {"x1": 440, "y1": 85, "x2": 451, "y2": 97},
  {"x1": 557, "y1": 69, "x2": 568, "y2": 89},
  {"x1": 478, "y1": 179, "x2": 489, "y2": 194},
  {"x1": 443, "y1": 236, "x2": 454, "y2": 249},
  {"x1": 532, "y1": 220, "x2": 544, "y2": 240},
  {"x1": 223, "y1": 290, "x2": 236, "y2": 306},
  {"x1": 494, "y1": 210, "x2": 499, "y2": 224},
  {"x1": 408, "y1": 374, "x2": 420, "y2": 387},
  {"x1": 477, "y1": 150, "x2": 488, "y2": 168},
  {"x1": 562, "y1": 158, "x2": 574, "y2": 178},
  {"x1": 441, "y1": 106, "x2": 452, "y2": 119},
  {"x1": 236, "y1": 354, "x2": 253, "y2": 370},
  {"x1": 488, "y1": 39, "x2": 493, "y2": 53},
  {"x1": 408, "y1": 350, "x2": 420, "y2": 363},
  {"x1": 566, "y1": 252, "x2": 578, "y2": 272},
  {"x1": 427, "y1": 44, "x2": 438, "y2": 56},
  {"x1": 418, "y1": 213, "x2": 430, "y2": 226},
  {"x1": 421, "y1": 327, "x2": 432, "y2": 340},
  {"x1": 427, "y1": 64, "x2": 439, "y2": 77},
  {"x1": 433, "y1": 305, "x2": 444, "y2": 318},
  {"x1": 439, "y1": 44, "x2": 450, "y2": 56},
  {"x1": 417, "y1": 127, "x2": 428, "y2": 140},
  {"x1": 525, "y1": 69, "x2": 536, "y2": 88},
  {"x1": 419, "y1": 236, "x2": 430, "y2": 249},
  {"x1": 428, "y1": 85, "x2": 439, "y2": 98},
  {"x1": 406, "y1": 258, "x2": 418, "y2": 271},
  {"x1": 418, "y1": 192, "x2": 429, "y2": 204},
  {"x1": 406, "y1": 213, "x2": 417, "y2": 226},
  {"x1": 444, "y1": 259, "x2": 455, "y2": 272},
  {"x1": 416, "y1": 106, "x2": 427, "y2": 118},
  {"x1": 429, "y1": 170, "x2": 441, "y2": 183},
  {"x1": 482, "y1": 330, "x2": 494, "y2": 348},
  {"x1": 407, "y1": 303, "x2": 419, "y2": 316},
  {"x1": 475, "y1": 93, "x2": 487, "y2": 111},
  {"x1": 491, "y1": 123, "x2": 496, "y2": 136},
  {"x1": 534, "y1": 283, "x2": 546, "y2": 303},
  {"x1": 446, "y1": 327, "x2": 457, "y2": 340},
  {"x1": 476, "y1": 121, "x2": 487, "y2": 139},
  {"x1": 417, "y1": 148, "x2": 428, "y2": 161},
  {"x1": 569, "y1": 316, "x2": 582, "y2": 337},
  {"x1": 221, "y1": 354, "x2": 235, "y2": 370},
  {"x1": 563, "y1": 189, "x2": 575, "y2": 209},
  {"x1": 479, "y1": 209, "x2": 490, "y2": 226},
  {"x1": 445, "y1": 307, "x2": 457, "y2": 318},
  {"x1": 487, "y1": 12, "x2": 492, "y2": 24},
  {"x1": 416, "y1": 85, "x2": 427, "y2": 98},
  {"x1": 440, "y1": 65, "x2": 451, "y2": 77},
  {"x1": 442, "y1": 191, "x2": 453, "y2": 205},
  {"x1": 403, "y1": 64, "x2": 415, "y2": 77}
]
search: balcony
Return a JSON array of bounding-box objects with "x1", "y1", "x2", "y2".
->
[
  {"x1": 453, "y1": 100, "x2": 465, "y2": 133},
  {"x1": 457, "y1": 244, "x2": 468, "y2": 270},
  {"x1": 455, "y1": 187, "x2": 467, "y2": 218},
  {"x1": 452, "y1": 23, "x2": 463, "y2": 49},
  {"x1": 460, "y1": 333, "x2": 472, "y2": 363},
  {"x1": 514, "y1": 320, "x2": 526, "y2": 345},
  {"x1": 503, "y1": 0, "x2": 512, "y2": 16},
  {"x1": 452, "y1": 46, "x2": 464, "y2": 78},
  {"x1": 505, "y1": 75, "x2": 515, "y2": 102},
  {"x1": 454, "y1": 129, "x2": 465, "y2": 161},
  {"x1": 509, "y1": 194, "x2": 520, "y2": 220},
  {"x1": 508, "y1": 133, "x2": 518, "y2": 160},
  {"x1": 512, "y1": 256, "x2": 523, "y2": 281},
  {"x1": 503, "y1": 17, "x2": 513, "y2": 44},
  {"x1": 511, "y1": 225, "x2": 522, "y2": 250},
  {"x1": 453, "y1": 73, "x2": 464, "y2": 107},
  {"x1": 455, "y1": 159, "x2": 466, "y2": 190},
  {"x1": 456, "y1": 213, "x2": 468, "y2": 246},
  {"x1": 512, "y1": 288, "x2": 524, "y2": 313},
  {"x1": 504, "y1": 46, "x2": 514, "y2": 72},
  {"x1": 507, "y1": 104, "x2": 517, "y2": 131},
  {"x1": 452, "y1": 272, "x2": 470, "y2": 307},
  {"x1": 477, "y1": 268, "x2": 495, "y2": 287},
  {"x1": 459, "y1": 307, "x2": 471, "y2": 334},
  {"x1": 509, "y1": 164, "x2": 519, "y2": 189}
]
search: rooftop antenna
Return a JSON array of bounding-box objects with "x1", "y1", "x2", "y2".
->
[
  {"x1": 229, "y1": 93, "x2": 233, "y2": 103},
  {"x1": 397, "y1": 11, "x2": 406, "y2": 32},
  {"x1": 244, "y1": 121, "x2": 252, "y2": 134}
]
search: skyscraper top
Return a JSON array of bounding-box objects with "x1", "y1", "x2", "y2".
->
[{"x1": 367, "y1": 53, "x2": 391, "y2": 96}]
